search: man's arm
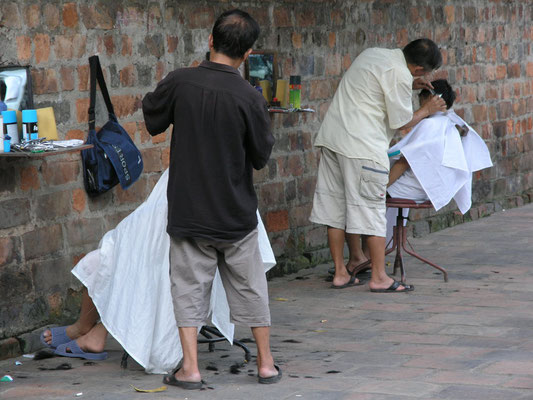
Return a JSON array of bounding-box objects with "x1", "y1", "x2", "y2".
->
[
  {"x1": 245, "y1": 101, "x2": 275, "y2": 170},
  {"x1": 142, "y1": 73, "x2": 175, "y2": 136},
  {"x1": 388, "y1": 156, "x2": 409, "y2": 187},
  {"x1": 398, "y1": 95, "x2": 446, "y2": 131}
]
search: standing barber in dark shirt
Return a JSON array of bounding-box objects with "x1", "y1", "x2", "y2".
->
[{"x1": 142, "y1": 9, "x2": 279, "y2": 390}]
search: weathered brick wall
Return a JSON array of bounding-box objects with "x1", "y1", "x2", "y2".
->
[{"x1": 0, "y1": 0, "x2": 532, "y2": 349}]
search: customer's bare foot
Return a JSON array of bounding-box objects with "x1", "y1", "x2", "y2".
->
[
  {"x1": 346, "y1": 256, "x2": 369, "y2": 275},
  {"x1": 69, "y1": 323, "x2": 108, "y2": 353}
]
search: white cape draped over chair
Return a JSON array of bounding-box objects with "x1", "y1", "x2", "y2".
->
[{"x1": 72, "y1": 169, "x2": 276, "y2": 374}]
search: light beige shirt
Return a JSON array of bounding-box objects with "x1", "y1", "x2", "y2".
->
[{"x1": 314, "y1": 48, "x2": 413, "y2": 169}]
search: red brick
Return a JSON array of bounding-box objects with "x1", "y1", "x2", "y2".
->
[
  {"x1": 79, "y1": 4, "x2": 113, "y2": 29},
  {"x1": 396, "y1": 28, "x2": 408, "y2": 47},
  {"x1": 110, "y1": 94, "x2": 142, "y2": 118},
  {"x1": 444, "y1": 5, "x2": 455, "y2": 24},
  {"x1": 156, "y1": 61, "x2": 165, "y2": 82},
  {"x1": 41, "y1": 161, "x2": 79, "y2": 186},
  {"x1": 278, "y1": 154, "x2": 304, "y2": 177},
  {"x1": 0, "y1": 237, "x2": 15, "y2": 265},
  {"x1": 23, "y1": 224, "x2": 63, "y2": 259},
  {"x1": 72, "y1": 188, "x2": 86, "y2": 213},
  {"x1": 0, "y1": 338, "x2": 21, "y2": 361},
  {"x1": 122, "y1": 122, "x2": 137, "y2": 138},
  {"x1": 274, "y1": 8, "x2": 291, "y2": 27},
  {"x1": 140, "y1": 147, "x2": 163, "y2": 173},
  {"x1": 121, "y1": 35, "x2": 133, "y2": 56},
  {"x1": 66, "y1": 129, "x2": 85, "y2": 140},
  {"x1": 63, "y1": 2, "x2": 78, "y2": 28},
  {"x1": 34, "y1": 33, "x2": 51, "y2": 64},
  {"x1": 0, "y1": 2, "x2": 21, "y2": 28},
  {"x1": 330, "y1": 9, "x2": 343, "y2": 25},
  {"x1": 115, "y1": 176, "x2": 148, "y2": 205},
  {"x1": 120, "y1": 64, "x2": 135, "y2": 87},
  {"x1": 25, "y1": 4, "x2": 40, "y2": 28},
  {"x1": 507, "y1": 63, "x2": 521, "y2": 78},
  {"x1": 296, "y1": 9, "x2": 315, "y2": 27},
  {"x1": 496, "y1": 65, "x2": 507, "y2": 80},
  {"x1": 325, "y1": 54, "x2": 341, "y2": 76},
  {"x1": 17, "y1": 36, "x2": 31, "y2": 61},
  {"x1": 103, "y1": 34, "x2": 115, "y2": 56},
  {"x1": 327, "y1": 32, "x2": 336, "y2": 48},
  {"x1": 472, "y1": 105, "x2": 487, "y2": 123},
  {"x1": 33, "y1": 68, "x2": 59, "y2": 94},
  {"x1": 298, "y1": 176, "x2": 316, "y2": 199},
  {"x1": 167, "y1": 35, "x2": 179, "y2": 53},
  {"x1": 187, "y1": 6, "x2": 214, "y2": 28},
  {"x1": 292, "y1": 33, "x2": 303, "y2": 49},
  {"x1": 60, "y1": 66, "x2": 74, "y2": 91},
  {"x1": 260, "y1": 182, "x2": 285, "y2": 205},
  {"x1": 342, "y1": 54, "x2": 352, "y2": 71},
  {"x1": 78, "y1": 64, "x2": 89, "y2": 91},
  {"x1": 76, "y1": 98, "x2": 90, "y2": 123},
  {"x1": 266, "y1": 210, "x2": 289, "y2": 232},
  {"x1": 162, "y1": 147, "x2": 170, "y2": 169},
  {"x1": 43, "y1": 3, "x2": 60, "y2": 30}
]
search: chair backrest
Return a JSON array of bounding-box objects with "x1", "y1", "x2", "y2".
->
[{"x1": 386, "y1": 197, "x2": 433, "y2": 209}]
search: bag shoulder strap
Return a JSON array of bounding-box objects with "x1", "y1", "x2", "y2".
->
[{"x1": 88, "y1": 55, "x2": 115, "y2": 131}]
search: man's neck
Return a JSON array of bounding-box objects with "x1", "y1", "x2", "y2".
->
[{"x1": 209, "y1": 51, "x2": 243, "y2": 70}]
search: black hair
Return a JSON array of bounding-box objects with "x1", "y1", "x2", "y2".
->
[
  {"x1": 212, "y1": 9, "x2": 260, "y2": 59},
  {"x1": 403, "y1": 38, "x2": 442, "y2": 71},
  {"x1": 419, "y1": 79, "x2": 456, "y2": 109},
  {"x1": 0, "y1": 80, "x2": 5, "y2": 101}
]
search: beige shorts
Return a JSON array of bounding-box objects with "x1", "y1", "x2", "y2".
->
[
  {"x1": 169, "y1": 228, "x2": 271, "y2": 328},
  {"x1": 310, "y1": 147, "x2": 388, "y2": 237}
]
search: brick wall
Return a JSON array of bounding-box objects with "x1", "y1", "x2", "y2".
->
[{"x1": 0, "y1": 0, "x2": 532, "y2": 349}]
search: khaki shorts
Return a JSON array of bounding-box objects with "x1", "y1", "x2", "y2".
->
[
  {"x1": 169, "y1": 228, "x2": 271, "y2": 328},
  {"x1": 310, "y1": 147, "x2": 388, "y2": 237}
]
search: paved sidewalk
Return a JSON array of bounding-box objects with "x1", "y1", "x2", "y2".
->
[{"x1": 2, "y1": 204, "x2": 533, "y2": 399}]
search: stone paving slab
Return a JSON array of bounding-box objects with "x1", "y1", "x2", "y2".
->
[{"x1": 2, "y1": 204, "x2": 533, "y2": 399}]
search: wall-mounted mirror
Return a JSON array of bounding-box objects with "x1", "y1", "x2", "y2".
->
[
  {"x1": 0, "y1": 65, "x2": 34, "y2": 111},
  {"x1": 245, "y1": 51, "x2": 277, "y2": 102}
]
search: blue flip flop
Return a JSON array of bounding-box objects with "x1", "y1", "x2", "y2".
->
[
  {"x1": 54, "y1": 340, "x2": 108, "y2": 361},
  {"x1": 40, "y1": 326, "x2": 72, "y2": 349}
]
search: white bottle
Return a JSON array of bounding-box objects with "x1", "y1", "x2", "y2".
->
[{"x1": 0, "y1": 116, "x2": 4, "y2": 153}]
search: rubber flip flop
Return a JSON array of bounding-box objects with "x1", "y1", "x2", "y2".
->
[
  {"x1": 258, "y1": 364, "x2": 282, "y2": 384},
  {"x1": 330, "y1": 275, "x2": 363, "y2": 289},
  {"x1": 162, "y1": 367, "x2": 203, "y2": 390},
  {"x1": 54, "y1": 340, "x2": 108, "y2": 360},
  {"x1": 40, "y1": 326, "x2": 72, "y2": 349},
  {"x1": 370, "y1": 280, "x2": 414, "y2": 293}
]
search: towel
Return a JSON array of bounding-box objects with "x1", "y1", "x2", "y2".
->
[{"x1": 72, "y1": 169, "x2": 276, "y2": 373}]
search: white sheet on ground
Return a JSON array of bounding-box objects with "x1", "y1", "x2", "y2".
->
[{"x1": 72, "y1": 169, "x2": 276, "y2": 374}]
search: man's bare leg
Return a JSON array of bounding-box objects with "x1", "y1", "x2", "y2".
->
[
  {"x1": 367, "y1": 235, "x2": 409, "y2": 291},
  {"x1": 251, "y1": 326, "x2": 278, "y2": 379},
  {"x1": 328, "y1": 227, "x2": 359, "y2": 286},
  {"x1": 345, "y1": 233, "x2": 369, "y2": 274},
  {"x1": 42, "y1": 288, "x2": 99, "y2": 345},
  {"x1": 173, "y1": 327, "x2": 202, "y2": 383}
]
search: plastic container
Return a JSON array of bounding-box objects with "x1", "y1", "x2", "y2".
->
[
  {"x1": 4, "y1": 133, "x2": 11, "y2": 152},
  {"x1": 22, "y1": 109, "x2": 38, "y2": 141},
  {"x1": 289, "y1": 75, "x2": 301, "y2": 109},
  {"x1": 0, "y1": 115, "x2": 4, "y2": 154},
  {"x1": 2, "y1": 110, "x2": 19, "y2": 145}
]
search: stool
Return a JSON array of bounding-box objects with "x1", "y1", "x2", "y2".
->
[
  {"x1": 385, "y1": 198, "x2": 448, "y2": 283},
  {"x1": 348, "y1": 198, "x2": 448, "y2": 283}
]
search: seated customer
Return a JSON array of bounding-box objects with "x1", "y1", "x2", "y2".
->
[
  {"x1": 385, "y1": 79, "x2": 492, "y2": 242},
  {"x1": 41, "y1": 169, "x2": 276, "y2": 373}
]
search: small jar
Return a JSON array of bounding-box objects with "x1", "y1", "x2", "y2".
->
[
  {"x1": 3, "y1": 133, "x2": 11, "y2": 152},
  {"x1": 1, "y1": 110, "x2": 19, "y2": 145}
]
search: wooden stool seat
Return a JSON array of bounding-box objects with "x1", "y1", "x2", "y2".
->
[{"x1": 349, "y1": 198, "x2": 448, "y2": 283}]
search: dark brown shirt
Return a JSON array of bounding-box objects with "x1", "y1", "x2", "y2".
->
[{"x1": 142, "y1": 61, "x2": 274, "y2": 241}]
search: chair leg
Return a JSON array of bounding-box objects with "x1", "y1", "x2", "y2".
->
[{"x1": 402, "y1": 238, "x2": 448, "y2": 282}]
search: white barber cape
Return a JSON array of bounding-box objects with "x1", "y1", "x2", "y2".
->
[
  {"x1": 388, "y1": 110, "x2": 492, "y2": 213},
  {"x1": 72, "y1": 169, "x2": 276, "y2": 374},
  {"x1": 385, "y1": 110, "x2": 492, "y2": 246}
]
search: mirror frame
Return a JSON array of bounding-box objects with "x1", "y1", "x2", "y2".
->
[{"x1": 245, "y1": 50, "x2": 277, "y2": 98}]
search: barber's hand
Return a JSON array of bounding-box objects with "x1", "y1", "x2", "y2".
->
[
  {"x1": 424, "y1": 95, "x2": 447, "y2": 115},
  {"x1": 412, "y1": 77, "x2": 433, "y2": 91}
]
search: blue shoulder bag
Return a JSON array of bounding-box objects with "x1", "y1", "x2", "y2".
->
[{"x1": 81, "y1": 55, "x2": 143, "y2": 196}]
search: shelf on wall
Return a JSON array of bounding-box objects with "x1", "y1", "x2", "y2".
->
[{"x1": 0, "y1": 144, "x2": 93, "y2": 159}]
